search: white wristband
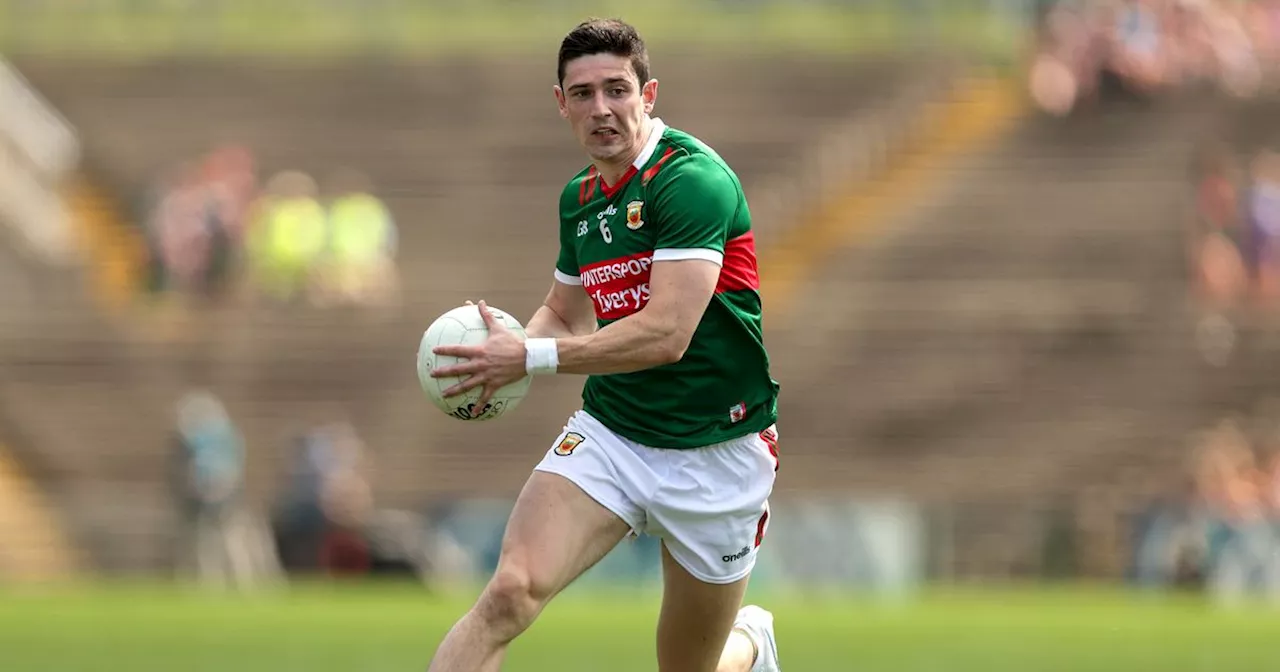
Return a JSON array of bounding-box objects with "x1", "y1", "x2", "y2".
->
[{"x1": 525, "y1": 338, "x2": 559, "y2": 376}]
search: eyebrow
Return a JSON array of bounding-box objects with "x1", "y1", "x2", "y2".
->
[{"x1": 566, "y1": 77, "x2": 632, "y2": 93}]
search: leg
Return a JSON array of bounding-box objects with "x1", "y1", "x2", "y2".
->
[
  {"x1": 717, "y1": 631, "x2": 757, "y2": 672},
  {"x1": 649, "y1": 425, "x2": 783, "y2": 672},
  {"x1": 427, "y1": 471, "x2": 630, "y2": 671},
  {"x1": 223, "y1": 507, "x2": 257, "y2": 588},
  {"x1": 194, "y1": 511, "x2": 226, "y2": 588},
  {"x1": 656, "y1": 542, "x2": 752, "y2": 672}
]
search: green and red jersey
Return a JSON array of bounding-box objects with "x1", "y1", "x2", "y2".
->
[{"x1": 554, "y1": 118, "x2": 779, "y2": 448}]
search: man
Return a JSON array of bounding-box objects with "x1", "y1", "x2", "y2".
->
[{"x1": 427, "y1": 18, "x2": 782, "y2": 672}]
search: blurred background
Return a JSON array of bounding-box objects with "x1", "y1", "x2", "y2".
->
[{"x1": 2, "y1": 0, "x2": 1280, "y2": 670}]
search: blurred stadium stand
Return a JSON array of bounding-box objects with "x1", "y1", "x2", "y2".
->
[
  {"x1": 1, "y1": 50, "x2": 964, "y2": 573},
  {"x1": 1, "y1": 0, "x2": 1279, "y2": 599}
]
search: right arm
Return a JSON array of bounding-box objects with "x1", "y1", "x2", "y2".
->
[
  {"x1": 525, "y1": 278, "x2": 597, "y2": 339},
  {"x1": 528, "y1": 197, "x2": 597, "y2": 339}
]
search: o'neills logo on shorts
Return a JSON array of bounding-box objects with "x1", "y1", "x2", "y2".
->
[{"x1": 579, "y1": 251, "x2": 653, "y2": 320}]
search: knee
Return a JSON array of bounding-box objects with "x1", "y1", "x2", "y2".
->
[{"x1": 474, "y1": 564, "x2": 550, "y2": 638}]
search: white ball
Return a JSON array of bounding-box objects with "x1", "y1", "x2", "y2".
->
[{"x1": 417, "y1": 304, "x2": 532, "y2": 421}]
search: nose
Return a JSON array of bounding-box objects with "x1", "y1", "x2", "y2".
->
[{"x1": 589, "y1": 91, "x2": 612, "y2": 118}]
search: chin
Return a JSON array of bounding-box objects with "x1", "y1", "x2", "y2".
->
[{"x1": 585, "y1": 143, "x2": 624, "y2": 162}]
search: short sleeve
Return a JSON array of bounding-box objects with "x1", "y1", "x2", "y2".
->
[
  {"x1": 555, "y1": 185, "x2": 582, "y2": 285},
  {"x1": 650, "y1": 156, "x2": 738, "y2": 266},
  {"x1": 555, "y1": 222, "x2": 581, "y2": 285}
]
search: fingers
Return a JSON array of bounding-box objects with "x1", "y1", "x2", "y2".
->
[
  {"x1": 430, "y1": 359, "x2": 486, "y2": 379},
  {"x1": 432, "y1": 344, "x2": 483, "y2": 359},
  {"x1": 441, "y1": 375, "x2": 485, "y2": 398},
  {"x1": 473, "y1": 384, "x2": 496, "y2": 414},
  {"x1": 476, "y1": 300, "x2": 502, "y2": 330},
  {"x1": 433, "y1": 299, "x2": 506, "y2": 403}
]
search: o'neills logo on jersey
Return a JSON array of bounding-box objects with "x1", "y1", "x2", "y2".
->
[{"x1": 580, "y1": 251, "x2": 653, "y2": 320}]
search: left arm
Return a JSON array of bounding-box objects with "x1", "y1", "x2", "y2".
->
[
  {"x1": 554, "y1": 258, "x2": 719, "y2": 375},
  {"x1": 525, "y1": 278, "x2": 598, "y2": 340}
]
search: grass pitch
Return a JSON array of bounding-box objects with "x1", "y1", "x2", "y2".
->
[{"x1": 1, "y1": 582, "x2": 1278, "y2": 671}]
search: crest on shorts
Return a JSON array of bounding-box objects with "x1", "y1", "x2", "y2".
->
[
  {"x1": 554, "y1": 432, "x2": 586, "y2": 457},
  {"x1": 625, "y1": 201, "x2": 645, "y2": 230}
]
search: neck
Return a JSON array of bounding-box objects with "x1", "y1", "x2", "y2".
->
[{"x1": 595, "y1": 116, "x2": 653, "y2": 186}]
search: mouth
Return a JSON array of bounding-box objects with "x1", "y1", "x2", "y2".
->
[{"x1": 591, "y1": 128, "x2": 620, "y2": 139}]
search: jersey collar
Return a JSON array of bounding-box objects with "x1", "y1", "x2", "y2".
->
[
  {"x1": 595, "y1": 117, "x2": 667, "y2": 199},
  {"x1": 632, "y1": 117, "x2": 667, "y2": 170}
]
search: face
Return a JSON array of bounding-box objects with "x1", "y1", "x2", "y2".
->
[{"x1": 555, "y1": 53, "x2": 658, "y2": 166}]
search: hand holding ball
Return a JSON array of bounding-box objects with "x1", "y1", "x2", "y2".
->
[{"x1": 417, "y1": 302, "x2": 532, "y2": 421}]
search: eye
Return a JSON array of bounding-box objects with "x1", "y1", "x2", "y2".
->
[{"x1": 609, "y1": 87, "x2": 627, "y2": 96}]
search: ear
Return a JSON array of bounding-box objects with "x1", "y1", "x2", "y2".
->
[
  {"x1": 553, "y1": 85, "x2": 569, "y2": 119},
  {"x1": 641, "y1": 79, "x2": 658, "y2": 115}
]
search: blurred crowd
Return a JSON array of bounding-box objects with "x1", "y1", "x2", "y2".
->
[
  {"x1": 1190, "y1": 144, "x2": 1280, "y2": 310},
  {"x1": 1186, "y1": 140, "x2": 1280, "y2": 364},
  {"x1": 1029, "y1": 0, "x2": 1280, "y2": 115},
  {"x1": 141, "y1": 145, "x2": 400, "y2": 312},
  {"x1": 1132, "y1": 416, "x2": 1280, "y2": 601},
  {"x1": 169, "y1": 389, "x2": 463, "y2": 589}
]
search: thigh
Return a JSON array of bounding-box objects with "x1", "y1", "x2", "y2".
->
[
  {"x1": 500, "y1": 412, "x2": 648, "y2": 600},
  {"x1": 656, "y1": 542, "x2": 751, "y2": 672},
  {"x1": 649, "y1": 426, "x2": 779, "y2": 585},
  {"x1": 494, "y1": 470, "x2": 631, "y2": 603},
  {"x1": 532, "y1": 411, "x2": 651, "y2": 534}
]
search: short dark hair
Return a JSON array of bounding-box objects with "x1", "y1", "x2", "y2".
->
[{"x1": 557, "y1": 18, "x2": 650, "y2": 87}]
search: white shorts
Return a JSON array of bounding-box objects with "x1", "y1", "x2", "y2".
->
[{"x1": 534, "y1": 410, "x2": 779, "y2": 585}]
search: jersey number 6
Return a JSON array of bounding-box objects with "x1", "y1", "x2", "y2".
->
[{"x1": 599, "y1": 219, "x2": 613, "y2": 244}]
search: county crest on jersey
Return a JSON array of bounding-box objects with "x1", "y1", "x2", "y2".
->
[{"x1": 554, "y1": 118, "x2": 779, "y2": 449}]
